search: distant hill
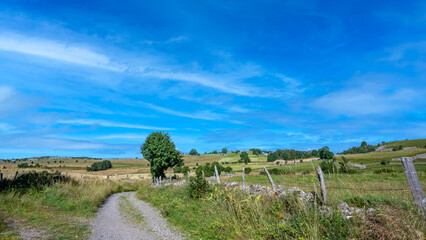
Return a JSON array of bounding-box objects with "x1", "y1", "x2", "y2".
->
[{"x1": 384, "y1": 139, "x2": 426, "y2": 149}]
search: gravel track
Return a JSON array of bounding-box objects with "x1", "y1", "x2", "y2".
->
[{"x1": 90, "y1": 192, "x2": 184, "y2": 240}]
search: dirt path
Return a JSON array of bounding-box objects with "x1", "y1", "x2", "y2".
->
[{"x1": 90, "y1": 192, "x2": 184, "y2": 240}]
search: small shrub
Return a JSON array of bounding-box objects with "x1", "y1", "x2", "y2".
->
[
  {"x1": 374, "y1": 168, "x2": 396, "y2": 174},
  {"x1": 319, "y1": 160, "x2": 337, "y2": 174},
  {"x1": 188, "y1": 176, "x2": 210, "y2": 198},
  {"x1": 260, "y1": 168, "x2": 295, "y2": 175},
  {"x1": 380, "y1": 160, "x2": 389, "y2": 165},
  {"x1": 245, "y1": 167, "x2": 252, "y2": 174}
]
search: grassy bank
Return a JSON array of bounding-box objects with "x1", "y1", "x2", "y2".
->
[
  {"x1": 0, "y1": 175, "x2": 142, "y2": 239},
  {"x1": 137, "y1": 182, "x2": 425, "y2": 239}
]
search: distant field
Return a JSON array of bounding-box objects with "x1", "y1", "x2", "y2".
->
[
  {"x1": 336, "y1": 148, "x2": 426, "y2": 164},
  {"x1": 219, "y1": 152, "x2": 267, "y2": 163},
  {"x1": 385, "y1": 138, "x2": 426, "y2": 148}
]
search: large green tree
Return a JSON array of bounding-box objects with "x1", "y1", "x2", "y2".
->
[
  {"x1": 319, "y1": 146, "x2": 334, "y2": 160},
  {"x1": 189, "y1": 149, "x2": 199, "y2": 155},
  {"x1": 240, "y1": 152, "x2": 251, "y2": 164},
  {"x1": 141, "y1": 132, "x2": 183, "y2": 179}
]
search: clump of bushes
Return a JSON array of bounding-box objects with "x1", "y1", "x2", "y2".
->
[
  {"x1": 244, "y1": 167, "x2": 252, "y2": 174},
  {"x1": 319, "y1": 160, "x2": 337, "y2": 174},
  {"x1": 0, "y1": 171, "x2": 74, "y2": 193},
  {"x1": 374, "y1": 168, "x2": 396, "y2": 174},
  {"x1": 260, "y1": 168, "x2": 295, "y2": 175},
  {"x1": 86, "y1": 160, "x2": 112, "y2": 171},
  {"x1": 17, "y1": 163, "x2": 42, "y2": 168},
  {"x1": 392, "y1": 145, "x2": 403, "y2": 151},
  {"x1": 195, "y1": 162, "x2": 224, "y2": 177},
  {"x1": 380, "y1": 160, "x2": 390, "y2": 165},
  {"x1": 188, "y1": 175, "x2": 211, "y2": 198}
]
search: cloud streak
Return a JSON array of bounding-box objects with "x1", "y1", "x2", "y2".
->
[
  {"x1": 0, "y1": 32, "x2": 125, "y2": 71},
  {"x1": 58, "y1": 119, "x2": 175, "y2": 131}
]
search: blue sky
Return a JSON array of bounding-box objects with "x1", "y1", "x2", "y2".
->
[{"x1": 0, "y1": 0, "x2": 425, "y2": 158}]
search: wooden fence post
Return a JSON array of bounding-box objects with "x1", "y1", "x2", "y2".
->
[
  {"x1": 187, "y1": 171, "x2": 190, "y2": 181},
  {"x1": 169, "y1": 172, "x2": 172, "y2": 184},
  {"x1": 263, "y1": 167, "x2": 276, "y2": 193},
  {"x1": 160, "y1": 176, "x2": 162, "y2": 185},
  {"x1": 202, "y1": 170, "x2": 205, "y2": 179},
  {"x1": 401, "y1": 157, "x2": 425, "y2": 215},
  {"x1": 214, "y1": 165, "x2": 220, "y2": 184},
  {"x1": 14, "y1": 171, "x2": 18, "y2": 180},
  {"x1": 242, "y1": 167, "x2": 245, "y2": 187},
  {"x1": 316, "y1": 166, "x2": 327, "y2": 204},
  {"x1": 0, "y1": 172, "x2": 3, "y2": 181}
]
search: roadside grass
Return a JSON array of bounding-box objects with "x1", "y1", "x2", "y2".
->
[
  {"x1": 335, "y1": 148, "x2": 426, "y2": 164},
  {"x1": 137, "y1": 182, "x2": 425, "y2": 239},
  {"x1": 385, "y1": 139, "x2": 426, "y2": 149},
  {"x1": 0, "y1": 178, "x2": 142, "y2": 239}
]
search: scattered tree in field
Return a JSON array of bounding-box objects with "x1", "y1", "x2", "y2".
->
[
  {"x1": 319, "y1": 146, "x2": 334, "y2": 160},
  {"x1": 245, "y1": 167, "x2": 252, "y2": 174},
  {"x1": 223, "y1": 166, "x2": 233, "y2": 173},
  {"x1": 221, "y1": 148, "x2": 228, "y2": 154},
  {"x1": 240, "y1": 152, "x2": 251, "y2": 164},
  {"x1": 141, "y1": 132, "x2": 183, "y2": 179},
  {"x1": 212, "y1": 150, "x2": 218, "y2": 154},
  {"x1": 250, "y1": 148, "x2": 262, "y2": 155},
  {"x1": 189, "y1": 149, "x2": 199, "y2": 156},
  {"x1": 86, "y1": 160, "x2": 112, "y2": 171},
  {"x1": 392, "y1": 145, "x2": 403, "y2": 151}
]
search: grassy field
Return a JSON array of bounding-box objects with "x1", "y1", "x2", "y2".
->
[
  {"x1": 335, "y1": 148, "x2": 426, "y2": 164},
  {"x1": 385, "y1": 138, "x2": 426, "y2": 148}
]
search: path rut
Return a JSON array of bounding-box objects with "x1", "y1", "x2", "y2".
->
[{"x1": 90, "y1": 192, "x2": 184, "y2": 240}]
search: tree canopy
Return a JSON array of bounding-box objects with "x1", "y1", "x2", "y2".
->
[
  {"x1": 141, "y1": 132, "x2": 183, "y2": 179},
  {"x1": 319, "y1": 146, "x2": 334, "y2": 160},
  {"x1": 240, "y1": 152, "x2": 251, "y2": 164},
  {"x1": 189, "y1": 149, "x2": 199, "y2": 155},
  {"x1": 221, "y1": 148, "x2": 228, "y2": 154}
]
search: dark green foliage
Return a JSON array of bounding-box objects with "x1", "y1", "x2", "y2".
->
[
  {"x1": 240, "y1": 152, "x2": 251, "y2": 164},
  {"x1": 86, "y1": 160, "x2": 112, "y2": 171},
  {"x1": 245, "y1": 167, "x2": 252, "y2": 174},
  {"x1": 187, "y1": 175, "x2": 211, "y2": 198},
  {"x1": 195, "y1": 162, "x2": 223, "y2": 177},
  {"x1": 181, "y1": 166, "x2": 190, "y2": 175},
  {"x1": 221, "y1": 148, "x2": 228, "y2": 154},
  {"x1": 18, "y1": 163, "x2": 42, "y2": 168},
  {"x1": 374, "y1": 168, "x2": 396, "y2": 174},
  {"x1": 250, "y1": 148, "x2": 262, "y2": 155},
  {"x1": 341, "y1": 141, "x2": 376, "y2": 154},
  {"x1": 267, "y1": 148, "x2": 315, "y2": 162},
  {"x1": 212, "y1": 150, "x2": 218, "y2": 154},
  {"x1": 141, "y1": 132, "x2": 183, "y2": 179},
  {"x1": 189, "y1": 149, "x2": 199, "y2": 155},
  {"x1": 223, "y1": 166, "x2": 233, "y2": 173},
  {"x1": 392, "y1": 145, "x2": 403, "y2": 151},
  {"x1": 0, "y1": 171, "x2": 74, "y2": 194},
  {"x1": 380, "y1": 160, "x2": 389, "y2": 165},
  {"x1": 319, "y1": 160, "x2": 337, "y2": 174},
  {"x1": 173, "y1": 166, "x2": 181, "y2": 173},
  {"x1": 260, "y1": 168, "x2": 295, "y2": 175},
  {"x1": 319, "y1": 146, "x2": 334, "y2": 159}
]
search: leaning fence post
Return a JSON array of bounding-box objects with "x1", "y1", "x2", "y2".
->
[
  {"x1": 14, "y1": 171, "x2": 18, "y2": 180},
  {"x1": 401, "y1": 157, "x2": 425, "y2": 215},
  {"x1": 169, "y1": 172, "x2": 172, "y2": 184},
  {"x1": 316, "y1": 166, "x2": 327, "y2": 204},
  {"x1": 242, "y1": 167, "x2": 245, "y2": 187},
  {"x1": 263, "y1": 167, "x2": 276, "y2": 193},
  {"x1": 214, "y1": 165, "x2": 220, "y2": 184}
]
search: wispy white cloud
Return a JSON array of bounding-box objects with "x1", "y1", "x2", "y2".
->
[
  {"x1": 312, "y1": 83, "x2": 421, "y2": 116},
  {"x1": 0, "y1": 32, "x2": 125, "y2": 71},
  {"x1": 58, "y1": 119, "x2": 174, "y2": 130},
  {"x1": 96, "y1": 134, "x2": 147, "y2": 140}
]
